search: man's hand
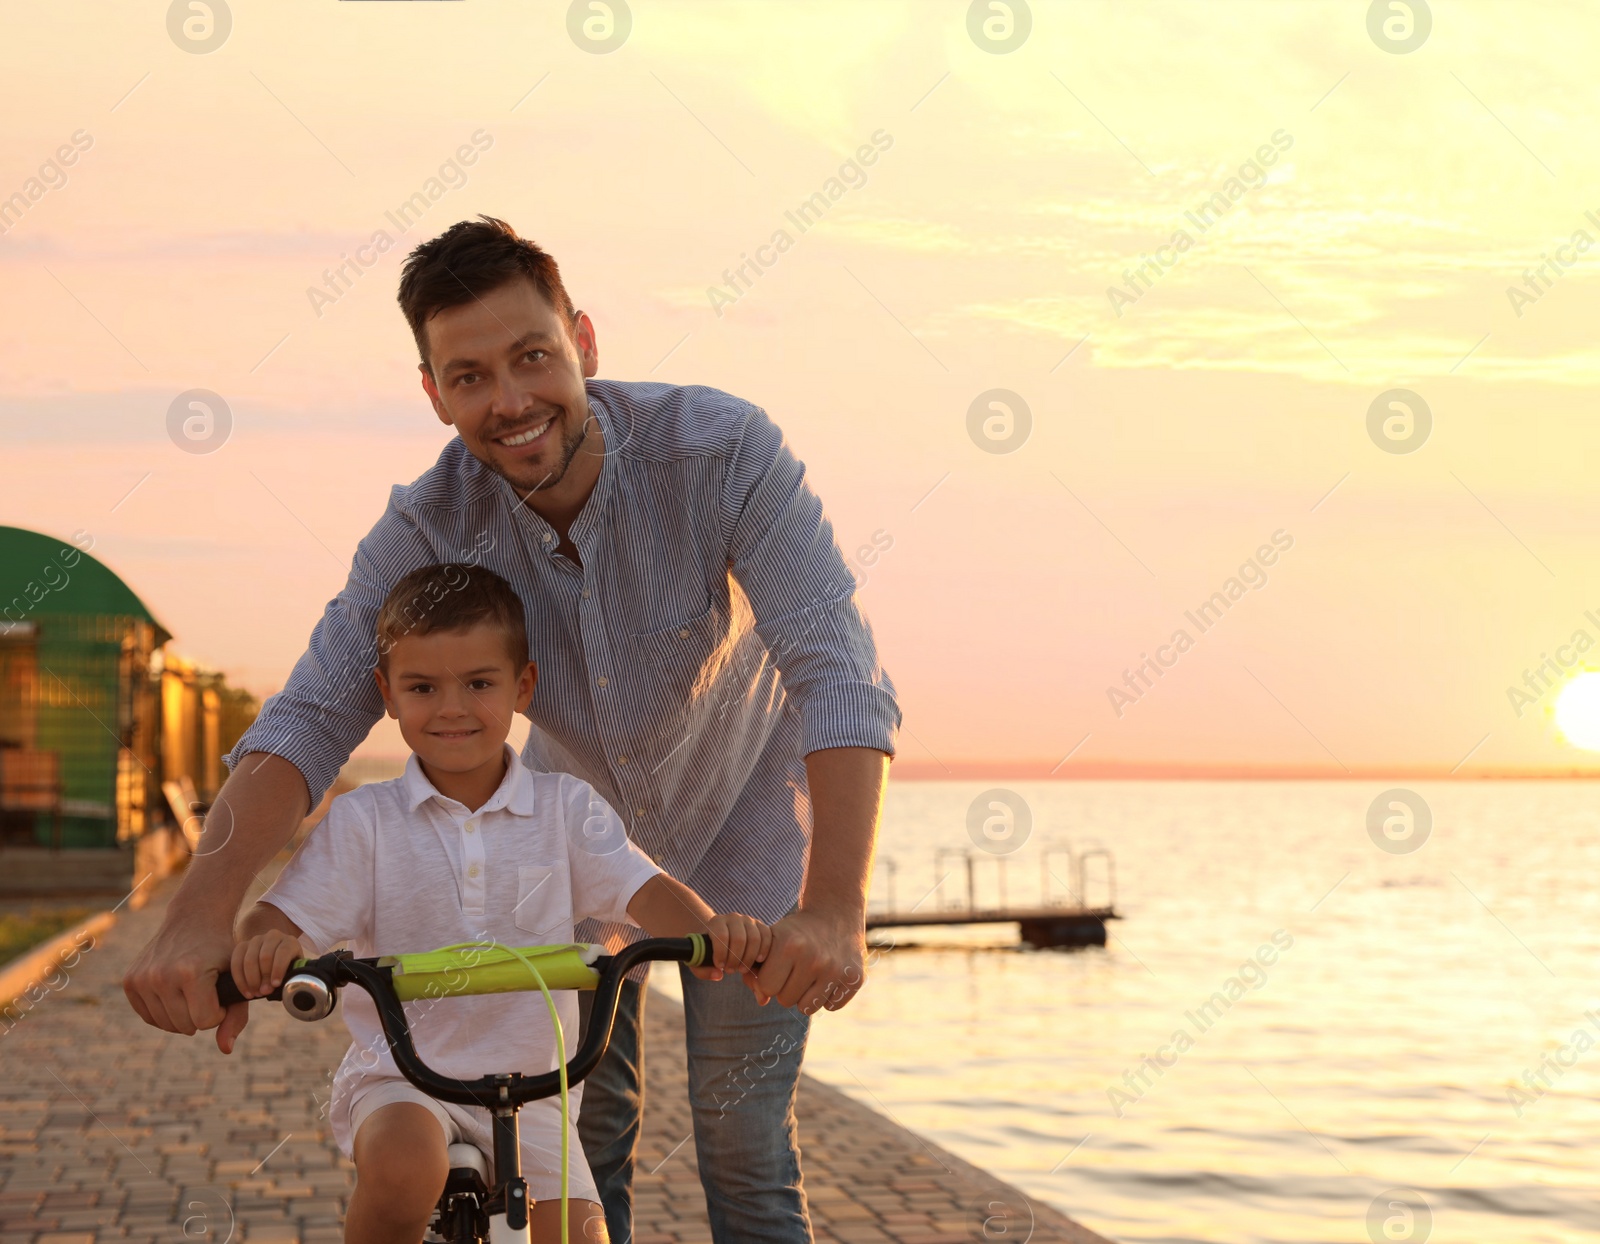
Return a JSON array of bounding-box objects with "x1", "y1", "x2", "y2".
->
[
  {"x1": 122, "y1": 912, "x2": 234, "y2": 1038},
  {"x1": 122, "y1": 752, "x2": 311, "y2": 1039},
  {"x1": 754, "y1": 908, "x2": 866, "y2": 1014}
]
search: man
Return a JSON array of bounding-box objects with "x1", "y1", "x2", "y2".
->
[{"x1": 124, "y1": 215, "x2": 900, "y2": 1244}]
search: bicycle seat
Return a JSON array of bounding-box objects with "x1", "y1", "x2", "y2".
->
[{"x1": 445, "y1": 1143, "x2": 489, "y2": 1193}]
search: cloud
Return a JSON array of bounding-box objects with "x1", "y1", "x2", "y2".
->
[
  {"x1": 0, "y1": 228, "x2": 379, "y2": 264},
  {"x1": 0, "y1": 390, "x2": 445, "y2": 443}
]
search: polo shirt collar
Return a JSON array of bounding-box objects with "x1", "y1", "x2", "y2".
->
[{"x1": 400, "y1": 743, "x2": 536, "y2": 816}]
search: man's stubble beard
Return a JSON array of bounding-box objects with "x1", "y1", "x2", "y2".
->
[{"x1": 499, "y1": 409, "x2": 589, "y2": 496}]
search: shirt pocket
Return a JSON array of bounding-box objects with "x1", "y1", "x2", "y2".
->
[
  {"x1": 513, "y1": 862, "x2": 574, "y2": 942},
  {"x1": 632, "y1": 600, "x2": 726, "y2": 702}
]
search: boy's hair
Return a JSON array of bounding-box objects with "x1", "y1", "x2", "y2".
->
[
  {"x1": 397, "y1": 215, "x2": 579, "y2": 377},
  {"x1": 375, "y1": 563, "x2": 528, "y2": 673}
]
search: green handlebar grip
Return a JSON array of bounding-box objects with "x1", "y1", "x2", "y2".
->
[{"x1": 386, "y1": 943, "x2": 603, "y2": 1002}]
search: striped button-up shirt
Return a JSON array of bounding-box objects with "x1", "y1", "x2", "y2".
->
[{"x1": 227, "y1": 379, "x2": 901, "y2": 949}]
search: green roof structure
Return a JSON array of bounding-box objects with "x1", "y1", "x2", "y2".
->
[
  {"x1": 0, "y1": 526, "x2": 170, "y2": 642},
  {"x1": 1, "y1": 526, "x2": 171, "y2": 848}
]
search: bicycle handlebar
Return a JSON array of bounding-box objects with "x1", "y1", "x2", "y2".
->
[{"x1": 216, "y1": 934, "x2": 710, "y2": 1108}]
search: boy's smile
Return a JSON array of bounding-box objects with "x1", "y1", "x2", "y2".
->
[{"x1": 374, "y1": 621, "x2": 537, "y2": 810}]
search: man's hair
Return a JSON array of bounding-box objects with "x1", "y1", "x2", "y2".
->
[
  {"x1": 375, "y1": 563, "x2": 528, "y2": 673},
  {"x1": 397, "y1": 215, "x2": 579, "y2": 377}
]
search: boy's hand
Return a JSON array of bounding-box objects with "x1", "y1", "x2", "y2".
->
[
  {"x1": 216, "y1": 930, "x2": 305, "y2": 1055},
  {"x1": 691, "y1": 913, "x2": 772, "y2": 991}
]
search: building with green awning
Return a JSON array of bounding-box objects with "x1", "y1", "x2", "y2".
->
[{"x1": 0, "y1": 526, "x2": 255, "y2": 891}]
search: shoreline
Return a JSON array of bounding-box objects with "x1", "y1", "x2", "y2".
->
[{"x1": 636, "y1": 986, "x2": 1113, "y2": 1244}]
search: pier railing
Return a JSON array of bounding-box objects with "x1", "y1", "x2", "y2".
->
[{"x1": 868, "y1": 841, "x2": 1120, "y2": 948}]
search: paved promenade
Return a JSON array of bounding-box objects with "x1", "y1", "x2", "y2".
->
[{"x1": 0, "y1": 873, "x2": 1110, "y2": 1244}]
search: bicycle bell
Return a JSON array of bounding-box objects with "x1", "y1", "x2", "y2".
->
[{"x1": 280, "y1": 972, "x2": 336, "y2": 1021}]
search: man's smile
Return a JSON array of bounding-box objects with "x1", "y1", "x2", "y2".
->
[{"x1": 494, "y1": 415, "x2": 555, "y2": 451}]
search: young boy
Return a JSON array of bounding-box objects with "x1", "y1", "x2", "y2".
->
[{"x1": 216, "y1": 563, "x2": 772, "y2": 1244}]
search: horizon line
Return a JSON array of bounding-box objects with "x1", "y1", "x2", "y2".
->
[
  {"x1": 339, "y1": 753, "x2": 1600, "y2": 782},
  {"x1": 887, "y1": 760, "x2": 1600, "y2": 781}
]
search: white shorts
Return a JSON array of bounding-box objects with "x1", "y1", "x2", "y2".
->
[{"x1": 346, "y1": 1076, "x2": 600, "y2": 1205}]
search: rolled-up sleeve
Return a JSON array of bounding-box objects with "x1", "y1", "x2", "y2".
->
[
  {"x1": 720, "y1": 405, "x2": 901, "y2": 757},
  {"x1": 224, "y1": 489, "x2": 438, "y2": 808}
]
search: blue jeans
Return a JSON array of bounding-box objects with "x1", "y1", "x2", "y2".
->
[{"x1": 576, "y1": 967, "x2": 812, "y2": 1244}]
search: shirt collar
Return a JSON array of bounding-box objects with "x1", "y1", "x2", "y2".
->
[
  {"x1": 569, "y1": 387, "x2": 618, "y2": 545},
  {"x1": 401, "y1": 743, "x2": 536, "y2": 816}
]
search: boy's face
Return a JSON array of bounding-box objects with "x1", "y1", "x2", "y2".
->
[
  {"x1": 417, "y1": 277, "x2": 602, "y2": 500},
  {"x1": 374, "y1": 622, "x2": 536, "y2": 777}
]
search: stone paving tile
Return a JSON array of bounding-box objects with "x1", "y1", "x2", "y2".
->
[{"x1": 1, "y1": 868, "x2": 1110, "y2": 1244}]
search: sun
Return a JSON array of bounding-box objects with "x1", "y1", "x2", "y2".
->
[{"x1": 1555, "y1": 672, "x2": 1600, "y2": 750}]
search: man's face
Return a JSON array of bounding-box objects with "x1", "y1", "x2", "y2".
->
[{"x1": 419, "y1": 278, "x2": 601, "y2": 498}]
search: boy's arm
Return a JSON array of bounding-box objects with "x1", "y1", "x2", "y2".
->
[
  {"x1": 626, "y1": 875, "x2": 773, "y2": 988},
  {"x1": 626, "y1": 872, "x2": 715, "y2": 937},
  {"x1": 235, "y1": 899, "x2": 304, "y2": 944}
]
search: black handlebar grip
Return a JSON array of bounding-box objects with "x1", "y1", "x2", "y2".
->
[
  {"x1": 216, "y1": 971, "x2": 284, "y2": 1007},
  {"x1": 216, "y1": 970, "x2": 247, "y2": 1008}
]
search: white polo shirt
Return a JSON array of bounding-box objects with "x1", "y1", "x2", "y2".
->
[{"x1": 260, "y1": 744, "x2": 663, "y2": 1156}]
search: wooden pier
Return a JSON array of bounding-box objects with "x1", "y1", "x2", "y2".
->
[
  {"x1": 867, "y1": 904, "x2": 1119, "y2": 948},
  {"x1": 866, "y1": 843, "x2": 1121, "y2": 949}
]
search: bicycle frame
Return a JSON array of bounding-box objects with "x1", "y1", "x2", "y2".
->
[{"x1": 218, "y1": 934, "x2": 710, "y2": 1243}]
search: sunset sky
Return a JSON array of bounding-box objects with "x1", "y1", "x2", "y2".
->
[{"x1": 5, "y1": 0, "x2": 1600, "y2": 774}]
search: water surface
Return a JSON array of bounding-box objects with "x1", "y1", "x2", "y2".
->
[{"x1": 666, "y1": 780, "x2": 1600, "y2": 1244}]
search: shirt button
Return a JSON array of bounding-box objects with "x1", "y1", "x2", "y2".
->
[
  {"x1": 616, "y1": 755, "x2": 628, "y2": 766},
  {"x1": 542, "y1": 532, "x2": 553, "y2": 544},
  {"x1": 468, "y1": 864, "x2": 480, "y2": 878},
  {"x1": 635, "y1": 807, "x2": 646, "y2": 818},
  {"x1": 596, "y1": 675, "x2": 609, "y2": 688},
  {"x1": 464, "y1": 822, "x2": 475, "y2": 833},
  {"x1": 581, "y1": 588, "x2": 591, "y2": 599},
  {"x1": 678, "y1": 628, "x2": 690, "y2": 639}
]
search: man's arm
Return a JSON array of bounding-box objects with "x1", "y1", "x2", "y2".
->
[
  {"x1": 717, "y1": 403, "x2": 900, "y2": 1015},
  {"x1": 753, "y1": 746, "x2": 887, "y2": 1013},
  {"x1": 122, "y1": 753, "x2": 309, "y2": 1036},
  {"x1": 123, "y1": 485, "x2": 440, "y2": 1036}
]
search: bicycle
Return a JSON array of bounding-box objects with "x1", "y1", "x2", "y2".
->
[{"x1": 217, "y1": 932, "x2": 712, "y2": 1244}]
